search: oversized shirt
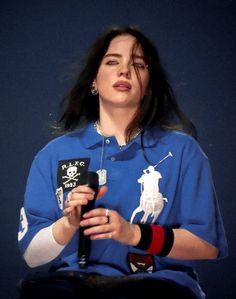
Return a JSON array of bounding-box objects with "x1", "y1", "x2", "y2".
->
[{"x1": 18, "y1": 122, "x2": 228, "y2": 299}]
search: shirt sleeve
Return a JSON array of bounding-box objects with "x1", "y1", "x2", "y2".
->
[
  {"x1": 178, "y1": 137, "x2": 228, "y2": 259},
  {"x1": 18, "y1": 146, "x2": 61, "y2": 258}
]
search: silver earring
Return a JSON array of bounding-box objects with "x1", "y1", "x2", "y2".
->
[{"x1": 90, "y1": 83, "x2": 98, "y2": 95}]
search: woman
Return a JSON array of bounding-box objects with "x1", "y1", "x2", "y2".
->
[{"x1": 17, "y1": 25, "x2": 228, "y2": 299}]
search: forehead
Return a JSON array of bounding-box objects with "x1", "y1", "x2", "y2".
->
[{"x1": 106, "y1": 34, "x2": 144, "y2": 56}]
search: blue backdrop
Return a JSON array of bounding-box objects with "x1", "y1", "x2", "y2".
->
[{"x1": 1, "y1": 1, "x2": 235, "y2": 298}]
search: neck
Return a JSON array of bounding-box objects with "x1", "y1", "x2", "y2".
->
[
  {"x1": 95, "y1": 121, "x2": 141, "y2": 147},
  {"x1": 98, "y1": 108, "x2": 136, "y2": 145},
  {"x1": 94, "y1": 120, "x2": 126, "y2": 146}
]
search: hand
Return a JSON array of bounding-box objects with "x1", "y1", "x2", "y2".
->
[
  {"x1": 63, "y1": 185, "x2": 108, "y2": 228},
  {"x1": 80, "y1": 208, "x2": 141, "y2": 246}
]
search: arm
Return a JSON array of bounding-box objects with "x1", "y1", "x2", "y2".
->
[
  {"x1": 80, "y1": 209, "x2": 219, "y2": 260},
  {"x1": 23, "y1": 185, "x2": 107, "y2": 267},
  {"x1": 133, "y1": 223, "x2": 219, "y2": 260},
  {"x1": 169, "y1": 228, "x2": 218, "y2": 259}
]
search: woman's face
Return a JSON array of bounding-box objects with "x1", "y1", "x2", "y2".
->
[{"x1": 94, "y1": 34, "x2": 150, "y2": 110}]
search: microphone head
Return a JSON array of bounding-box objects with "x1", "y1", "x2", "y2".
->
[{"x1": 80, "y1": 171, "x2": 99, "y2": 192}]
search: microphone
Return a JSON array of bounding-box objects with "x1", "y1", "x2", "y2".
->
[{"x1": 78, "y1": 171, "x2": 99, "y2": 268}]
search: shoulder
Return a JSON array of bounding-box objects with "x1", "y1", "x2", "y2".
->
[
  {"x1": 151, "y1": 128, "x2": 208, "y2": 160},
  {"x1": 33, "y1": 131, "x2": 81, "y2": 162},
  {"x1": 41, "y1": 132, "x2": 77, "y2": 150},
  {"x1": 169, "y1": 130, "x2": 199, "y2": 146},
  {"x1": 32, "y1": 123, "x2": 97, "y2": 163}
]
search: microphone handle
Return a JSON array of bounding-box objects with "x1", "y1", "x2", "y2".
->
[{"x1": 78, "y1": 172, "x2": 99, "y2": 268}]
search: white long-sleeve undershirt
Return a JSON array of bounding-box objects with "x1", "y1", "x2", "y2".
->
[{"x1": 24, "y1": 224, "x2": 65, "y2": 268}]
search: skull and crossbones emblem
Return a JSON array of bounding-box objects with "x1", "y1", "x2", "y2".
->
[{"x1": 62, "y1": 166, "x2": 80, "y2": 185}]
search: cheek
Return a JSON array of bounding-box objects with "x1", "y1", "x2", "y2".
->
[{"x1": 95, "y1": 70, "x2": 111, "y2": 89}]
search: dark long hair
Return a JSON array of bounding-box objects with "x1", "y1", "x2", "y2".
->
[{"x1": 57, "y1": 25, "x2": 197, "y2": 139}]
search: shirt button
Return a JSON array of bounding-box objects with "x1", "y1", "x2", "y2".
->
[
  {"x1": 105, "y1": 139, "x2": 110, "y2": 144},
  {"x1": 110, "y1": 156, "x2": 116, "y2": 161}
]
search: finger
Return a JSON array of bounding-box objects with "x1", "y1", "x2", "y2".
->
[
  {"x1": 105, "y1": 208, "x2": 110, "y2": 223},
  {"x1": 90, "y1": 232, "x2": 113, "y2": 240},
  {"x1": 83, "y1": 224, "x2": 111, "y2": 237},
  {"x1": 82, "y1": 212, "x2": 111, "y2": 230},
  {"x1": 71, "y1": 185, "x2": 96, "y2": 196},
  {"x1": 105, "y1": 215, "x2": 110, "y2": 224},
  {"x1": 63, "y1": 206, "x2": 76, "y2": 216},
  {"x1": 80, "y1": 214, "x2": 109, "y2": 227},
  {"x1": 82, "y1": 207, "x2": 111, "y2": 218},
  {"x1": 96, "y1": 185, "x2": 108, "y2": 200},
  {"x1": 67, "y1": 190, "x2": 96, "y2": 208},
  {"x1": 67, "y1": 198, "x2": 90, "y2": 208},
  {"x1": 63, "y1": 201, "x2": 82, "y2": 215}
]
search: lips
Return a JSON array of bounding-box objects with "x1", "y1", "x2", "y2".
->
[{"x1": 113, "y1": 81, "x2": 131, "y2": 91}]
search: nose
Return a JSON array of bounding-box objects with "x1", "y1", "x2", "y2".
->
[{"x1": 118, "y1": 63, "x2": 131, "y2": 78}]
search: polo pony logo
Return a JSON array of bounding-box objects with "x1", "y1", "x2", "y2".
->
[{"x1": 130, "y1": 152, "x2": 173, "y2": 223}]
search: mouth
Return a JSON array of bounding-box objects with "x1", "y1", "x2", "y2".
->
[{"x1": 113, "y1": 81, "x2": 131, "y2": 91}]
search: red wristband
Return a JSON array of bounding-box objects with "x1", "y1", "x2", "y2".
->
[
  {"x1": 135, "y1": 224, "x2": 174, "y2": 257},
  {"x1": 147, "y1": 225, "x2": 165, "y2": 254}
]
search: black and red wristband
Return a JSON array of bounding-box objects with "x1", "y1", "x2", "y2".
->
[{"x1": 134, "y1": 224, "x2": 174, "y2": 257}]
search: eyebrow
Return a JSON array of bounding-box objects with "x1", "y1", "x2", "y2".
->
[{"x1": 104, "y1": 53, "x2": 146, "y2": 60}]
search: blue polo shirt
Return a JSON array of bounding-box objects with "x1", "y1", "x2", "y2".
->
[{"x1": 18, "y1": 122, "x2": 228, "y2": 299}]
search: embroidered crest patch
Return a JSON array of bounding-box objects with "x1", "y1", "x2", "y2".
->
[
  {"x1": 57, "y1": 158, "x2": 90, "y2": 192},
  {"x1": 128, "y1": 252, "x2": 155, "y2": 273}
]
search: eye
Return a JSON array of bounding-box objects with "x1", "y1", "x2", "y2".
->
[
  {"x1": 105, "y1": 60, "x2": 119, "y2": 65},
  {"x1": 131, "y1": 62, "x2": 148, "y2": 70}
]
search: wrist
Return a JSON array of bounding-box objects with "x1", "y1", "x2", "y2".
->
[
  {"x1": 131, "y1": 224, "x2": 142, "y2": 246},
  {"x1": 134, "y1": 224, "x2": 174, "y2": 257},
  {"x1": 63, "y1": 216, "x2": 80, "y2": 231}
]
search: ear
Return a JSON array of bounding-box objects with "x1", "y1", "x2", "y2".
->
[
  {"x1": 93, "y1": 79, "x2": 98, "y2": 89},
  {"x1": 90, "y1": 80, "x2": 98, "y2": 95}
]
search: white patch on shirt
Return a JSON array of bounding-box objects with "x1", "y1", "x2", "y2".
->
[
  {"x1": 56, "y1": 186, "x2": 64, "y2": 210},
  {"x1": 18, "y1": 207, "x2": 28, "y2": 241},
  {"x1": 130, "y1": 152, "x2": 173, "y2": 223}
]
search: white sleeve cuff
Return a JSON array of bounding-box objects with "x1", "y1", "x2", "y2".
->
[{"x1": 24, "y1": 224, "x2": 65, "y2": 268}]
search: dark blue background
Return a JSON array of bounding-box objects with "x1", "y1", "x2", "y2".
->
[{"x1": 1, "y1": 1, "x2": 235, "y2": 298}]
